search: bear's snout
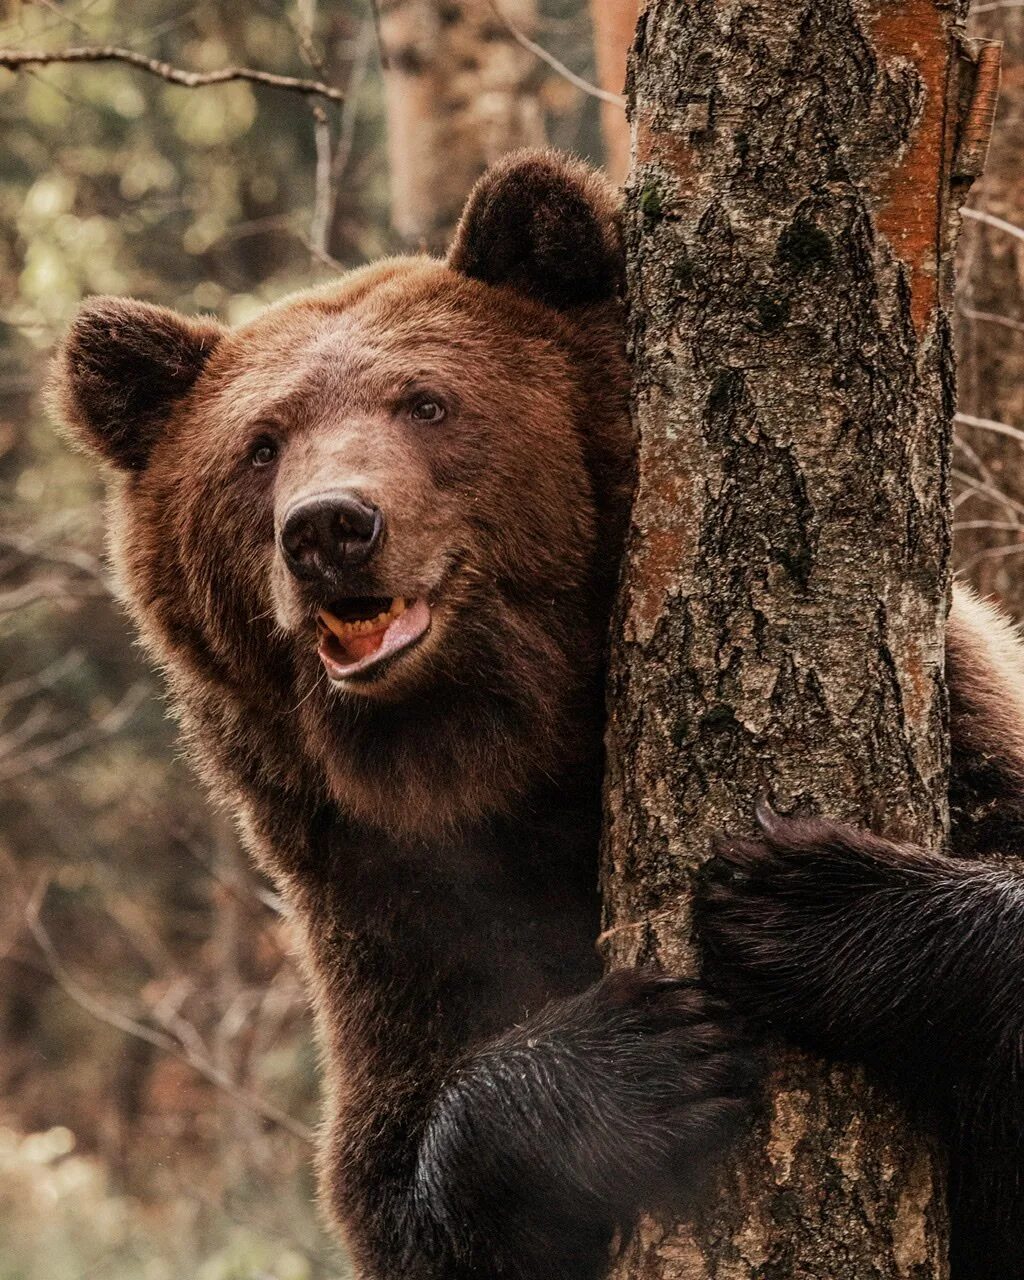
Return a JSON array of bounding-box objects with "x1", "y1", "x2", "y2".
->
[{"x1": 280, "y1": 491, "x2": 384, "y2": 582}]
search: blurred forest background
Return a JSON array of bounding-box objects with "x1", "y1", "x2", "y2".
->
[{"x1": 0, "y1": 1, "x2": 1022, "y2": 1277}]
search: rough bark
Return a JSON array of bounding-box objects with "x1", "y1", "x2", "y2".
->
[
  {"x1": 954, "y1": 10, "x2": 1023, "y2": 613},
  {"x1": 378, "y1": 0, "x2": 547, "y2": 250},
  {"x1": 601, "y1": 1, "x2": 982, "y2": 1276},
  {"x1": 588, "y1": 0, "x2": 637, "y2": 183}
]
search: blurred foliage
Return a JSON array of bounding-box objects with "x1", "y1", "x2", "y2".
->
[
  {"x1": 0, "y1": 0, "x2": 604, "y2": 1275},
  {"x1": 0, "y1": 0, "x2": 385, "y2": 1275},
  {"x1": 2, "y1": 0, "x2": 1017, "y2": 1275}
]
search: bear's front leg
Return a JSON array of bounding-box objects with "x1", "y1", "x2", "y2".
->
[
  {"x1": 697, "y1": 802, "x2": 1024, "y2": 1280},
  {"x1": 696, "y1": 802, "x2": 1024, "y2": 1088},
  {"x1": 405, "y1": 970, "x2": 753, "y2": 1280}
]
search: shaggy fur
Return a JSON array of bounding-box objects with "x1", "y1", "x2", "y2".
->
[
  {"x1": 51, "y1": 146, "x2": 1024, "y2": 1279},
  {"x1": 698, "y1": 585, "x2": 1024, "y2": 1279},
  {"x1": 49, "y1": 153, "x2": 753, "y2": 1280}
]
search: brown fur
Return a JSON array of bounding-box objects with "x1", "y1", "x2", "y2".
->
[
  {"x1": 49, "y1": 153, "x2": 752, "y2": 1280},
  {"x1": 52, "y1": 147, "x2": 1024, "y2": 1279}
]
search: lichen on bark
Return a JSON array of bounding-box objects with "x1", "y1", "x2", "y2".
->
[{"x1": 601, "y1": 0, "x2": 979, "y2": 1275}]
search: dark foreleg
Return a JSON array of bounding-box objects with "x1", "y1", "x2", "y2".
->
[
  {"x1": 696, "y1": 805, "x2": 1024, "y2": 1279},
  {"x1": 343, "y1": 971, "x2": 754, "y2": 1280}
]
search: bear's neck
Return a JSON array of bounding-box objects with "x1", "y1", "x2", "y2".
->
[
  {"x1": 182, "y1": 654, "x2": 608, "y2": 1076},
  {"x1": 297, "y1": 773, "x2": 605, "y2": 1081},
  {"x1": 296, "y1": 650, "x2": 609, "y2": 841}
]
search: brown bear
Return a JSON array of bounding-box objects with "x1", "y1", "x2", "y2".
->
[
  {"x1": 49, "y1": 152, "x2": 754, "y2": 1280},
  {"x1": 50, "y1": 150, "x2": 1024, "y2": 1280}
]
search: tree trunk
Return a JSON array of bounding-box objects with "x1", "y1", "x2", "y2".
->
[
  {"x1": 602, "y1": 2, "x2": 985, "y2": 1276},
  {"x1": 378, "y1": 0, "x2": 547, "y2": 250},
  {"x1": 588, "y1": 0, "x2": 637, "y2": 183},
  {"x1": 954, "y1": 10, "x2": 1022, "y2": 614}
]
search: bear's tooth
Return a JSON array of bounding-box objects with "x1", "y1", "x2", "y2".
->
[{"x1": 319, "y1": 610, "x2": 350, "y2": 641}]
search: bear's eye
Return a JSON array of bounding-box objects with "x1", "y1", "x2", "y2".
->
[
  {"x1": 250, "y1": 438, "x2": 279, "y2": 468},
  {"x1": 410, "y1": 398, "x2": 445, "y2": 424}
]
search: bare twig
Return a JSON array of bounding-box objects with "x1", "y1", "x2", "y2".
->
[
  {"x1": 294, "y1": 0, "x2": 335, "y2": 259},
  {"x1": 309, "y1": 101, "x2": 334, "y2": 256},
  {"x1": 0, "y1": 45, "x2": 345, "y2": 101},
  {"x1": 959, "y1": 542, "x2": 1024, "y2": 573},
  {"x1": 962, "y1": 206, "x2": 1024, "y2": 244},
  {"x1": 959, "y1": 305, "x2": 1024, "y2": 335},
  {"x1": 25, "y1": 909, "x2": 314, "y2": 1144},
  {"x1": 955, "y1": 410, "x2": 1024, "y2": 448},
  {"x1": 954, "y1": 434, "x2": 1006, "y2": 509},
  {"x1": 0, "y1": 650, "x2": 85, "y2": 708},
  {"x1": 176, "y1": 829, "x2": 286, "y2": 917},
  {"x1": 487, "y1": 0, "x2": 625, "y2": 107},
  {"x1": 331, "y1": 18, "x2": 375, "y2": 191},
  {"x1": 0, "y1": 681, "x2": 149, "y2": 782},
  {"x1": 0, "y1": 575, "x2": 105, "y2": 613},
  {"x1": 26, "y1": 0, "x2": 95, "y2": 38},
  {"x1": 953, "y1": 466, "x2": 1024, "y2": 522},
  {"x1": 954, "y1": 520, "x2": 1024, "y2": 531}
]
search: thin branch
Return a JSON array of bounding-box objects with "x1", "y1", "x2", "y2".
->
[
  {"x1": 176, "y1": 830, "x2": 286, "y2": 918},
  {"x1": 0, "y1": 649, "x2": 84, "y2": 707},
  {"x1": 27, "y1": 0, "x2": 95, "y2": 39},
  {"x1": 959, "y1": 542, "x2": 1024, "y2": 573},
  {"x1": 309, "y1": 102, "x2": 334, "y2": 256},
  {"x1": 294, "y1": 0, "x2": 334, "y2": 260},
  {"x1": 952, "y1": 466, "x2": 1024, "y2": 522},
  {"x1": 0, "y1": 574, "x2": 105, "y2": 613},
  {"x1": 0, "y1": 681, "x2": 148, "y2": 782},
  {"x1": 954, "y1": 519, "x2": 1024, "y2": 532},
  {"x1": 953, "y1": 434, "x2": 1006, "y2": 511},
  {"x1": 331, "y1": 18, "x2": 375, "y2": 192},
  {"x1": 962, "y1": 206, "x2": 1024, "y2": 244},
  {"x1": 0, "y1": 45, "x2": 345, "y2": 101},
  {"x1": 487, "y1": 0, "x2": 625, "y2": 107},
  {"x1": 955, "y1": 410, "x2": 1024, "y2": 448},
  {"x1": 0, "y1": 531, "x2": 105, "y2": 580},
  {"x1": 367, "y1": 0, "x2": 388, "y2": 70},
  {"x1": 958, "y1": 305, "x2": 1024, "y2": 335},
  {"x1": 25, "y1": 910, "x2": 314, "y2": 1145}
]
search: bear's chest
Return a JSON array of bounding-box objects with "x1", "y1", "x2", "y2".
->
[{"x1": 308, "y1": 806, "x2": 603, "y2": 1064}]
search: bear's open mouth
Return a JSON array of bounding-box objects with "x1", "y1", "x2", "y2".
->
[{"x1": 316, "y1": 597, "x2": 431, "y2": 681}]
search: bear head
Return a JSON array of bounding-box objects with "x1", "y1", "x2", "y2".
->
[{"x1": 49, "y1": 152, "x2": 633, "y2": 838}]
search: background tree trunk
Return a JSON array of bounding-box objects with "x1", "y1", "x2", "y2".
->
[
  {"x1": 378, "y1": 0, "x2": 547, "y2": 250},
  {"x1": 954, "y1": 9, "x2": 1023, "y2": 614},
  {"x1": 601, "y1": 1, "x2": 983, "y2": 1275},
  {"x1": 588, "y1": 0, "x2": 636, "y2": 183}
]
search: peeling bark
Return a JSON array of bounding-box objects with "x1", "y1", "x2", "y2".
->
[
  {"x1": 601, "y1": 1, "x2": 981, "y2": 1275},
  {"x1": 378, "y1": 0, "x2": 547, "y2": 250}
]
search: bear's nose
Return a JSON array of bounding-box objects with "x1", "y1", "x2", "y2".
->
[{"x1": 279, "y1": 492, "x2": 384, "y2": 580}]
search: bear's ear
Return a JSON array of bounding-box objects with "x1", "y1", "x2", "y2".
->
[
  {"x1": 447, "y1": 150, "x2": 624, "y2": 310},
  {"x1": 48, "y1": 296, "x2": 225, "y2": 471}
]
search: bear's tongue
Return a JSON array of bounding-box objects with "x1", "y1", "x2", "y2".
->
[{"x1": 317, "y1": 597, "x2": 431, "y2": 678}]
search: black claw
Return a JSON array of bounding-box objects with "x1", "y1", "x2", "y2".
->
[
  {"x1": 648, "y1": 974, "x2": 693, "y2": 992},
  {"x1": 754, "y1": 794, "x2": 783, "y2": 838},
  {"x1": 701, "y1": 855, "x2": 736, "y2": 884}
]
